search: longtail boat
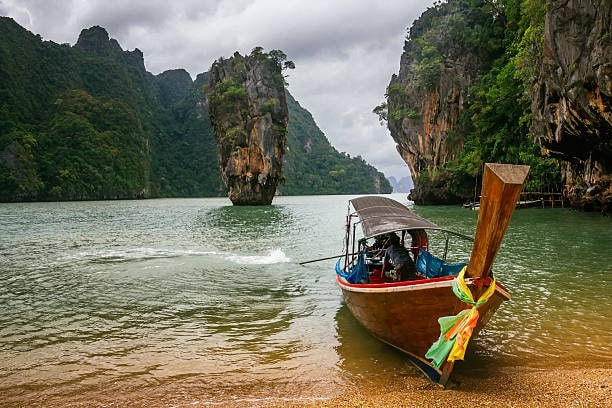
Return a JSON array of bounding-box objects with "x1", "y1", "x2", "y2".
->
[{"x1": 336, "y1": 163, "x2": 529, "y2": 386}]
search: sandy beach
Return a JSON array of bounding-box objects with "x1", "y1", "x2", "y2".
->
[
  {"x1": 284, "y1": 365, "x2": 612, "y2": 408},
  {"x1": 6, "y1": 361, "x2": 609, "y2": 408}
]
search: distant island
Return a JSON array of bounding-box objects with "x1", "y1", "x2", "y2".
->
[
  {"x1": 387, "y1": 176, "x2": 414, "y2": 194},
  {"x1": 0, "y1": 18, "x2": 391, "y2": 202}
]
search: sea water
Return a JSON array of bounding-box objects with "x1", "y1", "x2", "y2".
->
[{"x1": 1, "y1": 195, "x2": 610, "y2": 406}]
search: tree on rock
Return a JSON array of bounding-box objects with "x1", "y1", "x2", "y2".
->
[{"x1": 207, "y1": 47, "x2": 293, "y2": 205}]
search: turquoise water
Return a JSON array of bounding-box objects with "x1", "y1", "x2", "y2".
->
[{"x1": 1, "y1": 195, "x2": 610, "y2": 406}]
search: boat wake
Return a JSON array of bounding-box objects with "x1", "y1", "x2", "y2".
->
[
  {"x1": 56, "y1": 247, "x2": 291, "y2": 267},
  {"x1": 67, "y1": 247, "x2": 217, "y2": 264},
  {"x1": 226, "y1": 248, "x2": 291, "y2": 265}
]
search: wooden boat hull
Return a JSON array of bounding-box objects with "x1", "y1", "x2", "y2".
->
[
  {"x1": 334, "y1": 164, "x2": 528, "y2": 385},
  {"x1": 337, "y1": 275, "x2": 510, "y2": 384}
]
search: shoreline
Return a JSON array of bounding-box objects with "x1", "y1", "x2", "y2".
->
[
  {"x1": 283, "y1": 365, "x2": 611, "y2": 408},
  {"x1": 3, "y1": 362, "x2": 610, "y2": 408}
]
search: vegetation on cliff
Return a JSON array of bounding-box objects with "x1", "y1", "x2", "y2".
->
[
  {"x1": 0, "y1": 22, "x2": 154, "y2": 201},
  {"x1": 0, "y1": 18, "x2": 388, "y2": 202},
  {"x1": 378, "y1": 0, "x2": 565, "y2": 204},
  {"x1": 207, "y1": 48, "x2": 290, "y2": 205},
  {"x1": 283, "y1": 93, "x2": 391, "y2": 195}
]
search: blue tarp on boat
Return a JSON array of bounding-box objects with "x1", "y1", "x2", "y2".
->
[
  {"x1": 416, "y1": 249, "x2": 466, "y2": 278},
  {"x1": 335, "y1": 251, "x2": 368, "y2": 284}
]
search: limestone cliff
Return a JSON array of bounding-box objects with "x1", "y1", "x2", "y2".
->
[
  {"x1": 385, "y1": 0, "x2": 610, "y2": 210},
  {"x1": 387, "y1": 51, "x2": 479, "y2": 204},
  {"x1": 385, "y1": 2, "x2": 498, "y2": 204},
  {"x1": 387, "y1": 53, "x2": 476, "y2": 182},
  {"x1": 531, "y1": 0, "x2": 611, "y2": 212},
  {"x1": 207, "y1": 49, "x2": 289, "y2": 205}
]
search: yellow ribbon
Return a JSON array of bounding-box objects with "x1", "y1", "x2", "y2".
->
[
  {"x1": 426, "y1": 267, "x2": 497, "y2": 367},
  {"x1": 447, "y1": 267, "x2": 496, "y2": 362}
]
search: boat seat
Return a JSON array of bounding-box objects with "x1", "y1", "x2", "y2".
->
[{"x1": 416, "y1": 249, "x2": 466, "y2": 278}]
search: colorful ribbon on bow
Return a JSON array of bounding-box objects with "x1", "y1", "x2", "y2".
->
[{"x1": 425, "y1": 266, "x2": 496, "y2": 368}]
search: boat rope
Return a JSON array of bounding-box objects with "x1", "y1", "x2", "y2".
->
[{"x1": 425, "y1": 266, "x2": 496, "y2": 369}]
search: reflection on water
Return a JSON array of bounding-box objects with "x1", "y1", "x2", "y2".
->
[
  {"x1": 196, "y1": 204, "x2": 298, "y2": 246},
  {"x1": 0, "y1": 196, "x2": 610, "y2": 405},
  {"x1": 333, "y1": 304, "x2": 423, "y2": 382}
]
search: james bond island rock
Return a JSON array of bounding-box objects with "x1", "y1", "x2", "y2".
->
[
  {"x1": 531, "y1": 0, "x2": 611, "y2": 213},
  {"x1": 207, "y1": 48, "x2": 292, "y2": 205}
]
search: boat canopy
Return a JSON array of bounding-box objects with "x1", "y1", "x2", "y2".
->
[{"x1": 350, "y1": 196, "x2": 442, "y2": 239}]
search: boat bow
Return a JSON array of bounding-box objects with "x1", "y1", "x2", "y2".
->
[{"x1": 336, "y1": 163, "x2": 529, "y2": 387}]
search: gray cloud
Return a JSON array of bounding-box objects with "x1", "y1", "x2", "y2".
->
[{"x1": 1, "y1": 0, "x2": 434, "y2": 180}]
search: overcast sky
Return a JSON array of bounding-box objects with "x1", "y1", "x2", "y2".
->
[{"x1": 1, "y1": 0, "x2": 436, "y2": 181}]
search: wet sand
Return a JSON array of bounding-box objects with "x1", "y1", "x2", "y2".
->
[
  {"x1": 284, "y1": 365, "x2": 612, "y2": 408},
  {"x1": 4, "y1": 362, "x2": 610, "y2": 408}
]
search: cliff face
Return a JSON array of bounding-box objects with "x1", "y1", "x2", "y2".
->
[
  {"x1": 388, "y1": 51, "x2": 477, "y2": 181},
  {"x1": 531, "y1": 0, "x2": 611, "y2": 212},
  {"x1": 386, "y1": 2, "x2": 496, "y2": 204},
  {"x1": 387, "y1": 56, "x2": 473, "y2": 205},
  {"x1": 386, "y1": 1, "x2": 609, "y2": 210},
  {"x1": 207, "y1": 50, "x2": 288, "y2": 205}
]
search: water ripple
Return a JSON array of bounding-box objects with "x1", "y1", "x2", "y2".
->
[{"x1": 1, "y1": 199, "x2": 610, "y2": 400}]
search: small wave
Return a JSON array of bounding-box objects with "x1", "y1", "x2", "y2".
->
[
  {"x1": 226, "y1": 248, "x2": 291, "y2": 265},
  {"x1": 63, "y1": 247, "x2": 218, "y2": 264}
]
